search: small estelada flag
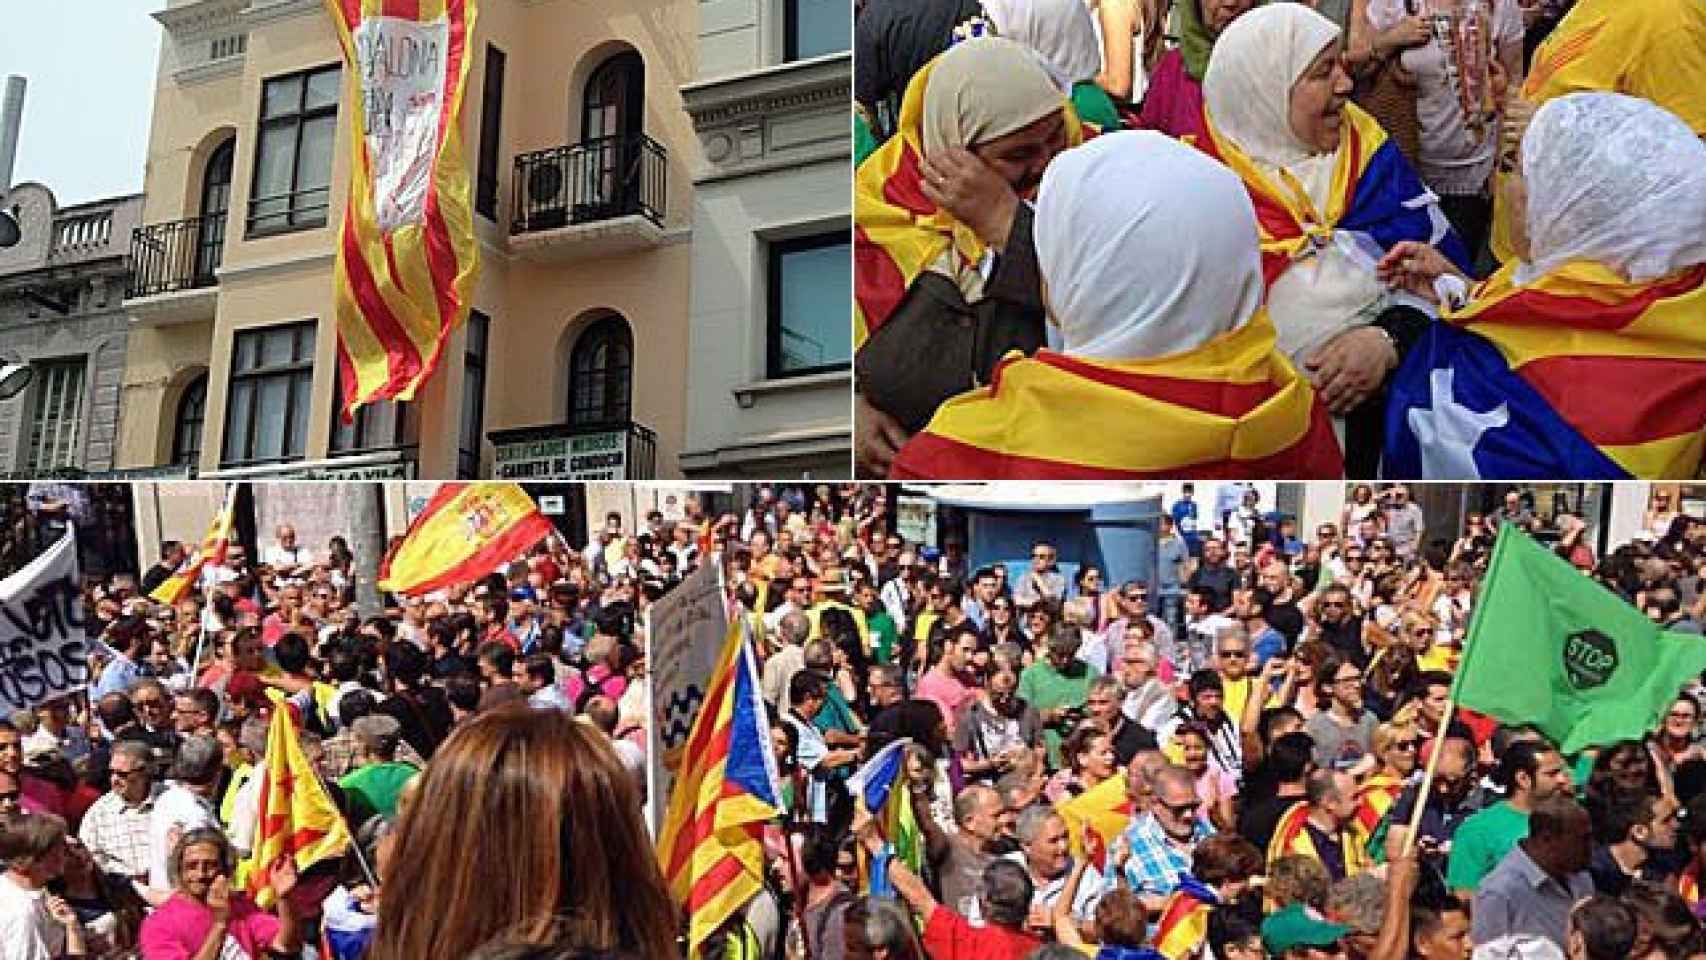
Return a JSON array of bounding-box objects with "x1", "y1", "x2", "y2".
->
[{"x1": 378, "y1": 483, "x2": 553, "y2": 596}]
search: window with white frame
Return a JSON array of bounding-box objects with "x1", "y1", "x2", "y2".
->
[{"x1": 24, "y1": 357, "x2": 88, "y2": 472}]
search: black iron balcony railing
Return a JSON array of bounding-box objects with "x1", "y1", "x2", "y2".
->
[
  {"x1": 127, "y1": 214, "x2": 226, "y2": 299},
  {"x1": 510, "y1": 132, "x2": 666, "y2": 235},
  {"x1": 487, "y1": 419, "x2": 658, "y2": 480}
]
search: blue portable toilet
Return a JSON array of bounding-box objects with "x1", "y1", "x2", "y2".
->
[{"x1": 923, "y1": 484, "x2": 1166, "y2": 594}]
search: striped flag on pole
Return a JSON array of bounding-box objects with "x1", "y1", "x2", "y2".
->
[
  {"x1": 148, "y1": 484, "x2": 238, "y2": 606},
  {"x1": 242, "y1": 693, "x2": 353, "y2": 909},
  {"x1": 322, "y1": 0, "x2": 480, "y2": 419}
]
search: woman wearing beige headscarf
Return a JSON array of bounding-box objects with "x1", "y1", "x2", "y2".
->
[
  {"x1": 854, "y1": 37, "x2": 1082, "y2": 476},
  {"x1": 1200, "y1": 3, "x2": 1470, "y2": 477}
]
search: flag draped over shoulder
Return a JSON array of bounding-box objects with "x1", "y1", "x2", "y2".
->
[
  {"x1": 149, "y1": 485, "x2": 238, "y2": 605},
  {"x1": 1385, "y1": 260, "x2": 1706, "y2": 479},
  {"x1": 1197, "y1": 103, "x2": 1470, "y2": 290},
  {"x1": 848, "y1": 737, "x2": 923, "y2": 893},
  {"x1": 1453, "y1": 526, "x2": 1706, "y2": 754},
  {"x1": 1353, "y1": 773, "x2": 1403, "y2": 838},
  {"x1": 1266, "y1": 800, "x2": 1369, "y2": 877},
  {"x1": 1057, "y1": 771, "x2": 1131, "y2": 871},
  {"x1": 322, "y1": 0, "x2": 480, "y2": 419},
  {"x1": 852, "y1": 53, "x2": 1084, "y2": 347},
  {"x1": 888, "y1": 313, "x2": 1344, "y2": 479},
  {"x1": 1154, "y1": 876, "x2": 1221, "y2": 960},
  {"x1": 377, "y1": 483, "x2": 552, "y2": 596},
  {"x1": 243, "y1": 695, "x2": 352, "y2": 909},
  {"x1": 658, "y1": 620, "x2": 784, "y2": 956}
]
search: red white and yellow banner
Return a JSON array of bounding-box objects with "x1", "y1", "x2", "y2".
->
[
  {"x1": 323, "y1": 0, "x2": 480, "y2": 419},
  {"x1": 377, "y1": 483, "x2": 552, "y2": 596},
  {"x1": 148, "y1": 484, "x2": 238, "y2": 606}
]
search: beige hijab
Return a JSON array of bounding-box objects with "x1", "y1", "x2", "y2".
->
[{"x1": 922, "y1": 37, "x2": 1065, "y2": 159}]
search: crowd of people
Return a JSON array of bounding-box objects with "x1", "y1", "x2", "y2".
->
[
  {"x1": 851, "y1": 0, "x2": 1706, "y2": 480},
  {"x1": 1, "y1": 482, "x2": 1705, "y2": 960}
]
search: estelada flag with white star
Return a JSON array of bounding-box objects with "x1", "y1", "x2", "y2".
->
[
  {"x1": 242, "y1": 691, "x2": 352, "y2": 909},
  {"x1": 1384, "y1": 258, "x2": 1706, "y2": 479},
  {"x1": 322, "y1": 0, "x2": 479, "y2": 420}
]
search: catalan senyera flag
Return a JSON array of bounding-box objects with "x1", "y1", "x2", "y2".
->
[
  {"x1": 888, "y1": 313, "x2": 1344, "y2": 479},
  {"x1": 1385, "y1": 260, "x2": 1706, "y2": 478},
  {"x1": 1353, "y1": 772, "x2": 1404, "y2": 838},
  {"x1": 658, "y1": 619, "x2": 784, "y2": 957},
  {"x1": 852, "y1": 51, "x2": 1084, "y2": 347},
  {"x1": 1154, "y1": 876, "x2": 1222, "y2": 960},
  {"x1": 149, "y1": 484, "x2": 238, "y2": 606},
  {"x1": 377, "y1": 483, "x2": 552, "y2": 596},
  {"x1": 1266, "y1": 800, "x2": 1370, "y2": 878},
  {"x1": 1056, "y1": 770, "x2": 1131, "y2": 871},
  {"x1": 322, "y1": 0, "x2": 480, "y2": 419},
  {"x1": 1198, "y1": 103, "x2": 1470, "y2": 290},
  {"x1": 243, "y1": 693, "x2": 352, "y2": 909}
]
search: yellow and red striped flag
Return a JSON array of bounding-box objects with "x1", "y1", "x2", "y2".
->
[
  {"x1": 1056, "y1": 770, "x2": 1131, "y2": 871},
  {"x1": 322, "y1": 0, "x2": 480, "y2": 419},
  {"x1": 242, "y1": 693, "x2": 352, "y2": 909},
  {"x1": 657, "y1": 619, "x2": 784, "y2": 956},
  {"x1": 1154, "y1": 877, "x2": 1222, "y2": 960},
  {"x1": 378, "y1": 483, "x2": 553, "y2": 596},
  {"x1": 149, "y1": 484, "x2": 238, "y2": 606},
  {"x1": 889, "y1": 313, "x2": 1344, "y2": 479},
  {"x1": 1352, "y1": 773, "x2": 1404, "y2": 837},
  {"x1": 1267, "y1": 800, "x2": 1371, "y2": 879}
]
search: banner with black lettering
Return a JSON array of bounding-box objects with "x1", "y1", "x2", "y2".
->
[{"x1": 0, "y1": 530, "x2": 86, "y2": 712}]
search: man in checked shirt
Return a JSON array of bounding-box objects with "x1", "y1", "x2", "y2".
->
[{"x1": 75, "y1": 741, "x2": 161, "y2": 885}]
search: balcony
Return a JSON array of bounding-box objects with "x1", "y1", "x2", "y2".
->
[
  {"x1": 487, "y1": 420, "x2": 657, "y2": 480},
  {"x1": 508, "y1": 133, "x2": 669, "y2": 263},
  {"x1": 124, "y1": 215, "x2": 224, "y2": 326}
]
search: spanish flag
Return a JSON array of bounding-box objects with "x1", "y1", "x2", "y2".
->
[
  {"x1": 1386, "y1": 260, "x2": 1706, "y2": 478},
  {"x1": 149, "y1": 484, "x2": 238, "y2": 606},
  {"x1": 242, "y1": 693, "x2": 352, "y2": 909},
  {"x1": 1057, "y1": 770, "x2": 1132, "y2": 871},
  {"x1": 888, "y1": 313, "x2": 1344, "y2": 479},
  {"x1": 853, "y1": 53, "x2": 1084, "y2": 347},
  {"x1": 378, "y1": 483, "x2": 553, "y2": 596},
  {"x1": 1155, "y1": 876, "x2": 1222, "y2": 960},
  {"x1": 658, "y1": 620, "x2": 784, "y2": 956},
  {"x1": 322, "y1": 0, "x2": 480, "y2": 419},
  {"x1": 1198, "y1": 103, "x2": 1470, "y2": 291},
  {"x1": 1267, "y1": 800, "x2": 1370, "y2": 879}
]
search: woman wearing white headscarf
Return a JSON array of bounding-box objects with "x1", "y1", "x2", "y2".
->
[
  {"x1": 981, "y1": 0, "x2": 1124, "y2": 131},
  {"x1": 889, "y1": 131, "x2": 1343, "y2": 480},
  {"x1": 1379, "y1": 92, "x2": 1706, "y2": 479},
  {"x1": 1200, "y1": 3, "x2": 1470, "y2": 476}
]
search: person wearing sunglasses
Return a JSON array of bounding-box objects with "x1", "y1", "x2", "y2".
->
[
  {"x1": 1111, "y1": 765, "x2": 1212, "y2": 913},
  {"x1": 1014, "y1": 542, "x2": 1068, "y2": 610},
  {"x1": 1310, "y1": 584, "x2": 1369, "y2": 671}
]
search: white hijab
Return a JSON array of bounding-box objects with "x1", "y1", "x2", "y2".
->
[
  {"x1": 1519, "y1": 92, "x2": 1706, "y2": 284},
  {"x1": 1033, "y1": 130, "x2": 1265, "y2": 360},
  {"x1": 982, "y1": 0, "x2": 1106, "y2": 93}
]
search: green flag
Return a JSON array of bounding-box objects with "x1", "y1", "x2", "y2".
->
[{"x1": 1454, "y1": 525, "x2": 1706, "y2": 755}]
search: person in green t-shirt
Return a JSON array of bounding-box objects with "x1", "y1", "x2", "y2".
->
[
  {"x1": 1016, "y1": 628, "x2": 1100, "y2": 766},
  {"x1": 338, "y1": 715, "x2": 421, "y2": 828},
  {"x1": 1445, "y1": 740, "x2": 1573, "y2": 894},
  {"x1": 857, "y1": 580, "x2": 901, "y2": 665}
]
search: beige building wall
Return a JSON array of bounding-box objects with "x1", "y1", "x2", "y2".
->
[{"x1": 117, "y1": 0, "x2": 701, "y2": 480}]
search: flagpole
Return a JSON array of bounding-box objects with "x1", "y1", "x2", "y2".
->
[
  {"x1": 188, "y1": 483, "x2": 235, "y2": 679},
  {"x1": 309, "y1": 763, "x2": 381, "y2": 889},
  {"x1": 1399, "y1": 525, "x2": 1508, "y2": 858}
]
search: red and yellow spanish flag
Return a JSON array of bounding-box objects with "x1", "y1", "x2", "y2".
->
[
  {"x1": 1353, "y1": 772, "x2": 1404, "y2": 837},
  {"x1": 242, "y1": 692, "x2": 352, "y2": 909},
  {"x1": 852, "y1": 53, "x2": 1083, "y2": 346},
  {"x1": 1057, "y1": 770, "x2": 1132, "y2": 871},
  {"x1": 658, "y1": 620, "x2": 784, "y2": 956},
  {"x1": 1267, "y1": 800, "x2": 1371, "y2": 879},
  {"x1": 888, "y1": 313, "x2": 1344, "y2": 479},
  {"x1": 1155, "y1": 877, "x2": 1222, "y2": 960},
  {"x1": 323, "y1": 0, "x2": 480, "y2": 419},
  {"x1": 149, "y1": 484, "x2": 238, "y2": 606},
  {"x1": 1445, "y1": 259, "x2": 1706, "y2": 477},
  {"x1": 377, "y1": 483, "x2": 552, "y2": 596}
]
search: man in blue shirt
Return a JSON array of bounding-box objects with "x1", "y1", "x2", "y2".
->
[
  {"x1": 1156, "y1": 516, "x2": 1189, "y2": 636},
  {"x1": 1171, "y1": 485, "x2": 1202, "y2": 559},
  {"x1": 91, "y1": 616, "x2": 150, "y2": 701}
]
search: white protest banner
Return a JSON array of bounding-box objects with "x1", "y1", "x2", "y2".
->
[
  {"x1": 0, "y1": 530, "x2": 86, "y2": 712},
  {"x1": 645, "y1": 555, "x2": 727, "y2": 835}
]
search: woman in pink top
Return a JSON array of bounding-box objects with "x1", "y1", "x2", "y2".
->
[
  {"x1": 139, "y1": 828, "x2": 302, "y2": 960},
  {"x1": 1135, "y1": 0, "x2": 1261, "y2": 142},
  {"x1": 1178, "y1": 722, "x2": 1239, "y2": 831}
]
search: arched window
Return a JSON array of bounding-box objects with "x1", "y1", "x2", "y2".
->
[
  {"x1": 581, "y1": 50, "x2": 643, "y2": 143},
  {"x1": 580, "y1": 51, "x2": 644, "y2": 217},
  {"x1": 568, "y1": 315, "x2": 633, "y2": 428},
  {"x1": 196, "y1": 140, "x2": 234, "y2": 282},
  {"x1": 172, "y1": 372, "x2": 208, "y2": 467}
]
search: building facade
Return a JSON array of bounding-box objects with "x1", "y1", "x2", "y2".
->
[
  {"x1": 113, "y1": 0, "x2": 704, "y2": 481},
  {"x1": 0, "y1": 184, "x2": 141, "y2": 476},
  {"x1": 679, "y1": 0, "x2": 851, "y2": 478}
]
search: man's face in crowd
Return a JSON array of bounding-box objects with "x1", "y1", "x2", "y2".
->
[
  {"x1": 1086, "y1": 685, "x2": 1119, "y2": 726},
  {"x1": 1120, "y1": 643, "x2": 1154, "y2": 687},
  {"x1": 133, "y1": 686, "x2": 171, "y2": 730},
  {"x1": 855, "y1": 583, "x2": 880, "y2": 615},
  {"x1": 787, "y1": 578, "x2": 810, "y2": 608},
  {"x1": 1432, "y1": 743, "x2": 1474, "y2": 807},
  {"x1": 1204, "y1": 540, "x2": 1227, "y2": 566},
  {"x1": 0, "y1": 726, "x2": 21, "y2": 776},
  {"x1": 949, "y1": 635, "x2": 977, "y2": 673},
  {"x1": 1046, "y1": 642, "x2": 1076, "y2": 672},
  {"x1": 173, "y1": 694, "x2": 209, "y2": 734},
  {"x1": 1667, "y1": 699, "x2": 1699, "y2": 742},
  {"x1": 868, "y1": 671, "x2": 900, "y2": 708},
  {"x1": 988, "y1": 670, "x2": 1018, "y2": 711},
  {"x1": 1319, "y1": 591, "x2": 1352, "y2": 624},
  {"x1": 1259, "y1": 563, "x2": 1287, "y2": 594},
  {"x1": 1031, "y1": 544, "x2": 1057, "y2": 573},
  {"x1": 179, "y1": 842, "x2": 227, "y2": 900},
  {"x1": 1645, "y1": 797, "x2": 1681, "y2": 851},
  {"x1": 1321, "y1": 773, "x2": 1359, "y2": 826},
  {"x1": 1154, "y1": 779, "x2": 1201, "y2": 841},
  {"x1": 1504, "y1": 493, "x2": 1522, "y2": 514},
  {"x1": 1193, "y1": 687, "x2": 1224, "y2": 721},
  {"x1": 1025, "y1": 813, "x2": 1071, "y2": 877},
  {"x1": 110, "y1": 751, "x2": 152, "y2": 804},
  {"x1": 1328, "y1": 662, "x2": 1363, "y2": 713},
  {"x1": 972, "y1": 109, "x2": 1069, "y2": 200},
  {"x1": 962, "y1": 790, "x2": 1004, "y2": 844},
  {"x1": 1026, "y1": 609, "x2": 1052, "y2": 638},
  {"x1": 1421, "y1": 682, "x2": 1451, "y2": 727},
  {"x1": 751, "y1": 532, "x2": 771, "y2": 558},
  {"x1": 280, "y1": 586, "x2": 303, "y2": 612},
  {"x1": 974, "y1": 573, "x2": 999, "y2": 604},
  {"x1": 0, "y1": 771, "x2": 20, "y2": 817},
  {"x1": 278, "y1": 525, "x2": 296, "y2": 549},
  {"x1": 1121, "y1": 585, "x2": 1149, "y2": 617},
  {"x1": 1415, "y1": 910, "x2": 1471, "y2": 960},
  {"x1": 1524, "y1": 750, "x2": 1573, "y2": 801},
  {"x1": 1185, "y1": 592, "x2": 1208, "y2": 619},
  {"x1": 1216, "y1": 635, "x2": 1250, "y2": 680},
  {"x1": 928, "y1": 585, "x2": 951, "y2": 614}
]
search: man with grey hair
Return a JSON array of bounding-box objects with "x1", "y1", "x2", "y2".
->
[
  {"x1": 228, "y1": 717, "x2": 272, "y2": 859},
  {"x1": 1114, "y1": 764, "x2": 1214, "y2": 912},
  {"x1": 1008, "y1": 803, "x2": 1108, "y2": 934},
  {"x1": 760, "y1": 610, "x2": 811, "y2": 709},
  {"x1": 338, "y1": 715, "x2": 419, "y2": 827},
  {"x1": 78, "y1": 739, "x2": 161, "y2": 882},
  {"x1": 146, "y1": 734, "x2": 226, "y2": 892},
  {"x1": 935, "y1": 784, "x2": 1003, "y2": 920},
  {"x1": 1018, "y1": 627, "x2": 1099, "y2": 767}
]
